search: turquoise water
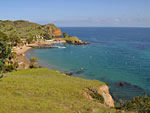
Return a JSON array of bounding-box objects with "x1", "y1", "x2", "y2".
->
[{"x1": 26, "y1": 27, "x2": 150, "y2": 103}]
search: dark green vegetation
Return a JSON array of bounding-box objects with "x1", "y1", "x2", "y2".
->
[
  {"x1": 0, "y1": 41, "x2": 11, "y2": 74},
  {"x1": 0, "y1": 32, "x2": 19, "y2": 74},
  {"x1": 29, "y1": 57, "x2": 38, "y2": 68},
  {"x1": 0, "y1": 20, "x2": 59, "y2": 38},
  {"x1": 0, "y1": 68, "x2": 117, "y2": 113},
  {"x1": 65, "y1": 36, "x2": 82, "y2": 44},
  {"x1": 0, "y1": 31, "x2": 21, "y2": 47},
  {"x1": 87, "y1": 88, "x2": 104, "y2": 104},
  {"x1": 0, "y1": 31, "x2": 19, "y2": 75},
  {"x1": 63, "y1": 32, "x2": 67, "y2": 38},
  {"x1": 116, "y1": 95, "x2": 150, "y2": 113},
  {"x1": 63, "y1": 32, "x2": 90, "y2": 45}
]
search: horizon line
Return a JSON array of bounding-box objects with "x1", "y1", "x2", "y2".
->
[
  {"x1": 1, "y1": 19, "x2": 150, "y2": 28},
  {"x1": 58, "y1": 26, "x2": 150, "y2": 28}
]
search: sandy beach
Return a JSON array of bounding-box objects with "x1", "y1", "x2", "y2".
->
[
  {"x1": 13, "y1": 46, "x2": 32, "y2": 70},
  {"x1": 13, "y1": 46, "x2": 32, "y2": 55},
  {"x1": 13, "y1": 40, "x2": 65, "y2": 70}
]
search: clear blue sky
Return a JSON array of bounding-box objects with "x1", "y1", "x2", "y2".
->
[{"x1": 0, "y1": 0, "x2": 150, "y2": 27}]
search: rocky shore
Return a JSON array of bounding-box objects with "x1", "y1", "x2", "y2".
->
[
  {"x1": 66, "y1": 40, "x2": 90, "y2": 45},
  {"x1": 65, "y1": 36, "x2": 90, "y2": 45}
]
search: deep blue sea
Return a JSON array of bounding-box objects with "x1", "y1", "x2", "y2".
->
[{"x1": 26, "y1": 27, "x2": 150, "y2": 103}]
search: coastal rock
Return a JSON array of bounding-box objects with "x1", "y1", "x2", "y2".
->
[
  {"x1": 66, "y1": 40, "x2": 90, "y2": 45},
  {"x1": 64, "y1": 69, "x2": 85, "y2": 76},
  {"x1": 65, "y1": 36, "x2": 90, "y2": 45},
  {"x1": 97, "y1": 85, "x2": 114, "y2": 107},
  {"x1": 49, "y1": 27, "x2": 62, "y2": 37},
  {"x1": 116, "y1": 81, "x2": 144, "y2": 90},
  {"x1": 64, "y1": 72, "x2": 73, "y2": 76},
  {"x1": 146, "y1": 78, "x2": 150, "y2": 82},
  {"x1": 85, "y1": 85, "x2": 114, "y2": 107},
  {"x1": 52, "y1": 29, "x2": 62, "y2": 37}
]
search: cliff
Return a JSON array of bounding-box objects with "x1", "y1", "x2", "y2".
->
[
  {"x1": 97, "y1": 85, "x2": 114, "y2": 107},
  {"x1": 49, "y1": 27, "x2": 62, "y2": 37}
]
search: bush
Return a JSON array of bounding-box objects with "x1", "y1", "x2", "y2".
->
[
  {"x1": 5, "y1": 65, "x2": 15, "y2": 72},
  {"x1": 88, "y1": 88, "x2": 104, "y2": 104},
  {"x1": 0, "y1": 40, "x2": 11, "y2": 73},
  {"x1": 115, "y1": 95, "x2": 150, "y2": 113},
  {"x1": 29, "y1": 57, "x2": 38, "y2": 68},
  {"x1": 14, "y1": 62, "x2": 19, "y2": 69},
  {"x1": 29, "y1": 63, "x2": 38, "y2": 68},
  {"x1": 38, "y1": 66, "x2": 43, "y2": 68},
  {"x1": 26, "y1": 38, "x2": 34, "y2": 44},
  {"x1": 0, "y1": 74, "x2": 4, "y2": 79}
]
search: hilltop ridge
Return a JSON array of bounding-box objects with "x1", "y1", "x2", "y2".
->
[{"x1": 0, "y1": 20, "x2": 62, "y2": 38}]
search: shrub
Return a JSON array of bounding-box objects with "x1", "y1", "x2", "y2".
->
[
  {"x1": 29, "y1": 63, "x2": 38, "y2": 68},
  {"x1": 0, "y1": 74, "x2": 4, "y2": 79},
  {"x1": 4, "y1": 65, "x2": 15, "y2": 72},
  {"x1": 26, "y1": 38, "x2": 34, "y2": 44},
  {"x1": 0, "y1": 40, "x2": 11, "y2": 73},
  {"x1": 38, "y1": 66, "x2": 43, "y2": 68},
  {"x1": 115, "y1": 95, "x2": 150, "y2": 113},
  {"x1": 88, "y1": 88, "x2": 104, "y2": 104},
  {"x1": 63, "y1": 32, "x2": 67, "y2": 38},
  {"x1": 29, "y1": 57, "x2": 38, "y2": 68}
]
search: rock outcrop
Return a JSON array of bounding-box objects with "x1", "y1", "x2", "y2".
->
[
  {"x1": 65, "y1": 36, "x2": 90, "y2": 45},
  {"x1": 49, "y1": 27, "x2": 62, "y2": 37},
  {"x1": 85, "y1": 85, "x2": 114, "y2": 108},
  {"x1": 97, "y1": 85, "x2": 114, "y2": 107}
]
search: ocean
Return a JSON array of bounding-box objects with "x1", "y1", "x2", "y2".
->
[{"x1": 26, "y1": 27, "x2": 150, "y2": 103}]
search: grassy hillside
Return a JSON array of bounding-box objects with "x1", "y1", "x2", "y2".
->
[
  {"x1": 0, "y1": 68, "x2": 116, "y2": 113},
  {"x1": 0, "y1": 20, "x2": 59, "y2": 38}
]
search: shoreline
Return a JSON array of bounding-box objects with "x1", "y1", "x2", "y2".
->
[
  {"x1": 13, "y1": 46, "x2": 33, "y2": 70},
  {"x1": 13, "y1": 44, "x2": 123, "y2": 104},
  {"x1": 13, "y1": 46, "x2": 32, "y2": 55},
  {"x1": 13, "y1": 41, "x2": 66, "y2": 70}
]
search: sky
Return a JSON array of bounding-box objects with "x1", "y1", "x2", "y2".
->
[{"x1": 0, "y1": 0, "x2": 150, "y2": 27}]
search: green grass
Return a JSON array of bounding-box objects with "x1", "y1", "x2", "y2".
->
[{"x1": 0, "y1": 68, "x2": 116, "y2": 113}]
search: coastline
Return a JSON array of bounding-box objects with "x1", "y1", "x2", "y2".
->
[
  {"x1": 13, "y1": 43, "x2": 115, "y2": 106},
  {"x1": 13, "y1": 46, "x2": 33, "y2": 70},
  {"x1": 14, "y1": 46, "x2": 32, "y2": 55}
]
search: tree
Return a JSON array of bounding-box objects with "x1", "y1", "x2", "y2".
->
[
  {"x1": 9, "y1": 52, "x2": 17, "y2": 60},
  {"x1": 29, "y1": 57, "x2": 38, "y2": 68},
  {"x1": 0, "y1": 31, "x2": 9, "y2": 41},
  {"x1": 63, "y1": 32, "x2": 67, "y2": 38},
  {"x1": 26, "y1": 38, "x2": 34, "y2": 44},
  {"x1": 9, "y1": 33, "x2": 22, "y2": 46},
  {"x1": 0, "y1": 41, "x2": 11, "y2": 74},
  {"x1": 43, "y1": 33, "x2": 51, "y2": 40}
]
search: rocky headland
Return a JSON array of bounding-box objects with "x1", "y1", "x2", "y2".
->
[{"x1": 65, "y1": 36, "x2": 90, "y2": 45}]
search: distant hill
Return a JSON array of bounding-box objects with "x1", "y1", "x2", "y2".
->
[{"x1": 0, "y1": 20, "x2": 62, "y2": 38}]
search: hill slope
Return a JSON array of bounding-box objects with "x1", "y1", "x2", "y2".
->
[
  {"x1": 0, "y1": 68, "x2": 115, "y2": 113},
  {"x1": 0, "y1": 20, "x2": 62, "y2": 38}
]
